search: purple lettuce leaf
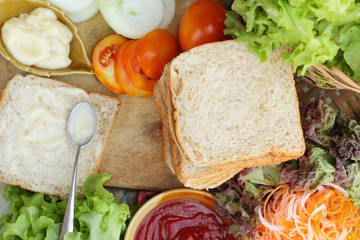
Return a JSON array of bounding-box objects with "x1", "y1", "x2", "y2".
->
[
  {"x1": 212, "y1": 176, "x2": 264, "y2": 239},
  {"x1": 300, "y1": 97, "x2": 336, "y2": 149},
  {"x1": 213, "y1": 97, "x2": 360, "y2": 238}
]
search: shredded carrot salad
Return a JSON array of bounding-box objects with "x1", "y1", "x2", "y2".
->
[{"x1": 255, "y1": 184, "x2": 360, "y2": 240}]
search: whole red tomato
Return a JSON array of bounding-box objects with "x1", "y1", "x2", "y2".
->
[
  {"x1": 179, "y1": 0, "x2": 227, "y2": 52},
  {"x1": 136, "y1": 29, "x2": 179, "y2": 80}
]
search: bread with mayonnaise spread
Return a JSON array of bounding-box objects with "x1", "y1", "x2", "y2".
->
[{"x1": 0, "y1": 74, "x2": 121, "y2": 199}]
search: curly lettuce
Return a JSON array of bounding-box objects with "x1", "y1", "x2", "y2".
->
[
  {"x1": 0, "y1": 173, "x2": 130, "y2": 240},
  {"x1": 282, "y1": 97, "x2": 360, "y2": 205},
  {"x1": 225, "y1": 0, "x2": 360, "y2": 83},
  {"x1": 213, "y1": 97, "x2": 360, "y2": 239}
]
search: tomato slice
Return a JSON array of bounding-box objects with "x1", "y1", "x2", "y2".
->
[
  {"x1": 92, "y1": 35, "x2": 127, "y2": 94},
  {"x1": 114, "y1": 41, "x2": 153, "y2": 98},
  {"x1": 136, "y1": 29, "x2": 180, "y2": 80},
  {"x1": 122, "y1": 40, "x2": 157, "y2": 91}
]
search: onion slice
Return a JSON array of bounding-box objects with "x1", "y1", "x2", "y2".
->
[
  {"x1": 66, "y1": 2, "x2": 99, "y2": 23},
  {"x1": 258, "y1": 208, "x2": 286, "y2": 232},
  {"x1": 256, "y1": 185, "x2": 359, "y2": 240},
  {"x1": 49, "y1": 0, "x2": 95, "y2": 13},
  {"x1": 323, "y1": 182, "x2": 349, "y2": 198},
  {"x1": 48, "y1": 0, "x2": 99, "y2": 23},
  {"x1": 159, "y1": 0, "x2": 175, "y2": 29},
  {"x1": 98, "y1": 0, "x2": 164, "y2": 39}
]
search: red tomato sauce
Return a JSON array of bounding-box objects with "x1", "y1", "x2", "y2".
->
[{"x1": 134, "y1": 199, "x2": 235, "y2": 240}]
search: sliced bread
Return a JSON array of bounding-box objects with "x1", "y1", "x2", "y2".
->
[
  {"x1": 168, "y1": 40, "x2": 305, "y2": 168},
  {"x1": 0, "y1": 74, "x2": 121, "y2": 199},
  {"x1": 154, "y1": 68, "x2": 242, "y2": 189},
  {"x1": 153, "y1": 40, "x2": 306, "y2": 189}
]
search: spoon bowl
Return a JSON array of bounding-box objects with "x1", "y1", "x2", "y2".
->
[{"x1": 66, "y1": 101, "x2": 97, "y2": 148}]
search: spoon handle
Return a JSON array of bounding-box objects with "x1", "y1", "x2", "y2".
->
[{"x1": 60, "y1": 145, "x2": 81, "y2": 240}]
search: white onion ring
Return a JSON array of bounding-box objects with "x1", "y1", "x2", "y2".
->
[
  {"x1": 159, "y1": 0, "x2": 175, "y2": 29},
  {"x1": 98, "y1": 0, "x2": 164, "y2": 39}
]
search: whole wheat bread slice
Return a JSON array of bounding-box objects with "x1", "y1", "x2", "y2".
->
[
  {"x1": 0, "y1": 74, "x2": 121, "y2": 199},
  {"x1": 168, "y1": 40, "x2": 305, "y2": 168},
  {"x1": 163, "y1": 64, "x2": 274, "y2": 171},
  {"x1": 154, "y1": 68, "x2": 242, "y2": 189},
  {"x1": 155, "y1": 78, "x2": 231, "y2": 182},
  {"x1": 156, "y1": 66, "x2": 290, "y2": 189}
]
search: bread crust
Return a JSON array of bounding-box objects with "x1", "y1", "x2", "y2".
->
[
  {"x1": 89, "y1": 93, "x2": 122, "y2": 175},
  {"x1": 154, "y1": 80, "x2": 175, "y2": 174},
  {"x1": 0, "y1": 175, "x2": 72, "y2": 200}
]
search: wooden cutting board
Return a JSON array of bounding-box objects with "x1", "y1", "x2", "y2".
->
[{"x1": 0, "y1": 0, "x2": 226, "y2": 191}]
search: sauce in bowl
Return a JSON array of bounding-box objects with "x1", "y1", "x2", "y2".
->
[
  {"x1": 134, "y1": 199, "x2": 235, "y2": 240},
  {"x1": 126, "y1": 189, "x2": 235, "y2": 240}
]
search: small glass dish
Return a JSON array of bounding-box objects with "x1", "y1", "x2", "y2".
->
[{"x1": 0, "y1": 0, "x2": 93, "y2": 76}]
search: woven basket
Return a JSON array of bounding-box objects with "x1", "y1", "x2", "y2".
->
[
  {"x1": 296, "y1": 77, "x2": 360, "y2": 121},
  {"x1": 301, "y1": 64, "x2": 360, "y2": 93}
]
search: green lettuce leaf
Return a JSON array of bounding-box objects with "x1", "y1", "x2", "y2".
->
[
  {"x1": 0, "y1": 173, "x2": 130, "y2": 240},
  {"x1": 226, "y1": 0, "x2": 360, "y2": 82},
  {"x1": 45, "y1": 224, "x2": 61, "y2": 240},
  {"x1": 346, "y1": 170, "x2": 360, "y2": 206},
  {"x1": 308, "y1": 0, "x2": 356, "y2": 23},
  {"x1": 308, "y1": 148, "x2": 336, "y2": 188},
  {"x1": 241, "y1": 165, "x2": 280, "y2": 199},
  {"x1": 338, "y1": 26, "x2": 360, "y2": 82},
  {"x1": 241, "y1": 165, "x2": 280, "y2": 187}
]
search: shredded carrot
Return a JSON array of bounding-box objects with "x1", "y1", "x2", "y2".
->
[
  {"x1": 255, "y1": 185, "x2": 360, "y2": 240},
  {"x1": 263, "y1": 184, "x2": 286, "y2": 219}
]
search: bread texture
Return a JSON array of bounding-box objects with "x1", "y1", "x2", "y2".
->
[
  {"x1": 0, "y1": 74, "x2": 121, "y2": 199},
  {"x1": 154, "y1": 67, "x2": 241, "y2": 189},
  {"x1": 153, "y1": 40, "x2": 305, "y2": 189},
  {"x1": 169, "y1": 40, "x2": 305, "y2": 168}
]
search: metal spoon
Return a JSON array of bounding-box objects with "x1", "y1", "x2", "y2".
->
[{"x1": 60, "y1": 101, "x2": 97, "y2": 240}]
